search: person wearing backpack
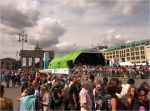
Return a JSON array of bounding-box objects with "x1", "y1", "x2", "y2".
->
[
  {"x1": 93, "y1": 79, "x2": 103, "y2": 110},
  {"x1": 104, "y1": 78, "x2": 127, "y2": 111},
  {"x1": 101, "y1": 77, "x2": 108, "y2": 96}
]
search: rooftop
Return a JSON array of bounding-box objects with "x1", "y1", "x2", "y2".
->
[{"x1": 106, "y1": 39, "x2": 150, "y2": 51}]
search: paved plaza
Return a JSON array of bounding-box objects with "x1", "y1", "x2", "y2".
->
[{"x1": 1, "y1": 77, "x2": 149, "y2": 110}]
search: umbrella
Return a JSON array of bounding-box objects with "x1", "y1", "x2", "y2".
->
[{"x1": 1, "y1": 68, "x2": 7, "y2": 71}]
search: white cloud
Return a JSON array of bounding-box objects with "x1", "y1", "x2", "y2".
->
[
  {"x1": 100, "y1": 28, "x2": 125, "y2": 47},
  {"x1": 56, "y1": 42, "x2": 80, "y2": 53},
  {"x1": 27, "y1": 17, "x2": 67, "y2": 48}
]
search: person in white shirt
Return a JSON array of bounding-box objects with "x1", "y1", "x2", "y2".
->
[
  {"x1": 80, "y1": 81, "x2": 92, "y2": 111},
  {"x1": 116, "y1": 78, "x2": 135, "y2": 105}
]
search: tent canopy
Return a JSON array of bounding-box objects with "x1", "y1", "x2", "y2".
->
[
  {"x1": 48, "y1": 49, "x2": 105, "y2": 69},
  {"x1": 119, "y1": 62, "x2": 133, "y2": 66}
]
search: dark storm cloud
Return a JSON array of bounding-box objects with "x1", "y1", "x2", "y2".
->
[{"x1": 1, "y1": 2, "x2": 39, "y2": 30}]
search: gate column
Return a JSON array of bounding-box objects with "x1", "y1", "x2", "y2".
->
[
  {"x1": 26, "y1": 57, "x2": 29, "y2": 70},
  {"x1": 32, "y1": 57, "x2": 35, "y2": 70},
  {"x1": 39, "y1": 57, "x2": 43, "y2": 69}
]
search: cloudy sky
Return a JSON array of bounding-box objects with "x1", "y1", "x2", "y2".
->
[{"x1": 0, "y1": 0, "x2": 149, "y2": 60}]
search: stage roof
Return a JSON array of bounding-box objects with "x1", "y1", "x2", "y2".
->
[{"x1": 48, "y1": 49, "x2": 103, "y2": 69}]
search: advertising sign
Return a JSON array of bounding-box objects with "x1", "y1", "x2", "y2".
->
[
  {"x1": 45, "y1": 68, "x2": 70, "y2": 74},
  {"x1": 44, "y1": 52, "x2": 49, "y2": 69}
]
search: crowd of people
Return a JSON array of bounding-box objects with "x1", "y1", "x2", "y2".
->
[
  {"x1": 72, "y1": 64, "x2": 150, "y2": 79},
  {"x1": 0, "y1": 67, "x2": 149, "y2": 111}
]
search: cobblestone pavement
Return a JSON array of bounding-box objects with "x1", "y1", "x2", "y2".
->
[{"x1": 1, "y1": 77, "x2": 149, "y2": 111}]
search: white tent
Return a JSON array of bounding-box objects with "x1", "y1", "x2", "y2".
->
[{"x1": 119, "y1": 62, "x2": 133, "y2": 66}]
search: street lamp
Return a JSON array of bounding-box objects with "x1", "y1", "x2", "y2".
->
[{"x1": 18, "y1": 31, "x2": 27, "y2": 70}]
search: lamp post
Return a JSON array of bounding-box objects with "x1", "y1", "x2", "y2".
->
[{"x1": 18, "y1": 31, "x2": 27, "y2": 70}]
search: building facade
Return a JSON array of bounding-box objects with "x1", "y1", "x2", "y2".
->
[
  {"x1": 100, "y1": 39, "x2": 150, "y2": 65},
  {"x1": 0, "y1": 58, "x2": 20, "y2": 70}
]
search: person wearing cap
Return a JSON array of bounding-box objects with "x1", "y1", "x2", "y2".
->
[
  {"x1": 79, "y1": 81, "x2": 92, "y2": 111},
  {"x1": 0, "y1": 85, "x2": 13, "y2": 110}
]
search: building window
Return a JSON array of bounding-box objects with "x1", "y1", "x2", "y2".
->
[
  {"x1": 136, "y1": 56, "x2": 140, "y2": 59},
  {"x1": 141, "y1": 56, "x2": 145, "y2": 59},
  {"x1": 135, "y1": 47, "x2": 139, "y2": 51},
  {"x1": 140, "y1": 46, "x2": 144, "y2": 50},
  {"x1": 126, "y1": 49, "x2": 129, "y2": 52},
  {"x1": 136, "y1": 52, "x2": 139, "y2": 55},
  {"x1": 127, "y1": 53, "x2": 130, "y2": 56},
  {"x1": 141, "y1": 51, "x2": 145, "y2": 55},
  {"x1": 131, "y1": 53, "x2": 134, "y2": 56}
]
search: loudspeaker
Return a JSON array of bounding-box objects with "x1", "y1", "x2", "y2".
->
[{"x1": 67, "y1": 60, "x2": 74, "y2": 68}]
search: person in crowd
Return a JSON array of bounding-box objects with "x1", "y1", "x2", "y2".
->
[
  {"x1": 62, "y1": 74, "x2": 67, "y2": 83},
  {"x1": 16, "y1": 73, "x2": 21, "y2": 86},
  {"x1": 51, "y1": 81, "x2": 64, "y2": 110},
  {"x1": 17, "y1": 86, "x2": 41, "y2": 111},
  {"x1": 126, "y1": 85, "x2": 137, "y2": 110},
  {"x1": 79, "y1": 81, "x2": 92, "y2": 111},
  {"x1": 63, "y1": 79, "x2": 70, "y2": 110},
  {"x1": 21, "y1": 81, "x2": 28, "y2": 93},
  {"x1": 93, "y1": 79, "x2": 102, "y2": 110},
  {"x1": 76, "y1": 75, "x2": 82, "y2": 94},
  {"x1": 46, "y1": 75, "x2": 52, "y2": 89},
  {"x1": 87, "y1": 74, "x2": 95, "y2": 110},
  {"x1": 5, "y1": 71, "x2": 11, "y2": 88},
  {"x1": 32, "y1": 80, "x2": 40, "y2": 100},
  {"x1": 107, "y1": 77, "x2": 126, "y2": 110},
  {"x1": 35, "y1": 73, "x2": 42, "y2": 85},
  {"x1": 84, "y1": 75, "x2": 89, "y2": 81},
  {"x1": 11, "y1": 72, "x2": 16, "y2": 88},
  {"x1": 116, "y1": 78, "x2": 135, "y2": 105},
  {"x1": 101, "y1": 76, "x2": 108, "y2": 96},
  {"x1": 139, "y1": 82, "x2": 149, "y2": 94},
  {"x1": 20, "y1": 74, "x2": 26, "y2": 85},
  {"x1": 41, "y1": 73, "x2": 47, "y2": 84},
  {"x1": 132, "y1": 87, "x2": 149, "y2": 110},
  {"x1": 40, "y1": 84, "x2": 50, "y2": 111},
  {"x1": 0, "y1": 85, "x2": 13, "y2": 110},
  {"x1": 69, "y1": 76, "x2": 80, "y2": 110}
]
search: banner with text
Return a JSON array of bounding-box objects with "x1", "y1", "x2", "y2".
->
[{"x1": 44, "y1": 52, "x2": 49, "y2": 69}]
